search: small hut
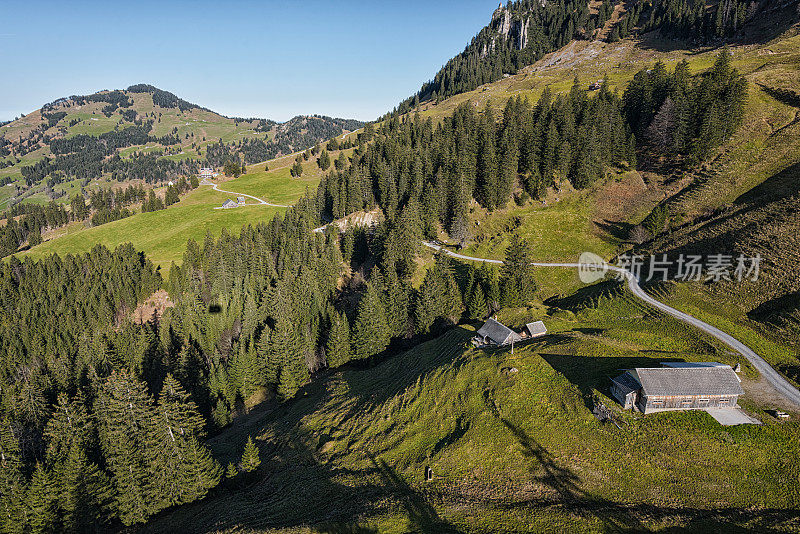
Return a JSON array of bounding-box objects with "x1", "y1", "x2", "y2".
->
[{"x1": 525, "y1": 321, "x2": 547, "y2": 338}]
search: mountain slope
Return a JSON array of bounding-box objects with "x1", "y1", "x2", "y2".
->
[
  {"x1": 390, "y1": 0, "x2": 798, "y2": 116},
  {"x1": 0, "y1": 85, "x2": 362, "y2": 207}
]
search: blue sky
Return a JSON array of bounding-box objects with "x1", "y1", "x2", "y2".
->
[{"x1": 0, "y1": 0, "x2": 501, "y2": 122}]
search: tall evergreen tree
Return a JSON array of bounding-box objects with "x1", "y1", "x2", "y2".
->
[
  {"x1": 500, "y1": 234, "x2": 538, "y2": 307},
  {"x1": 326, "y1": 311, "x2": 351, "y2": 368},
  {"x1": 350, "y1": 281, "x2": 390, "y2": 360},
  {"x1": 240, "y1": 436, "x2": 261, "y2": 472}
]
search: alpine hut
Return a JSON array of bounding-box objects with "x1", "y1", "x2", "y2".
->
[{"x1": 476, "y1": 318, "x2": 522, "y2": 346}]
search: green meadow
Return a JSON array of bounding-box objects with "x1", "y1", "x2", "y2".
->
[{"x1": 18, "y1": 184, "x2": 285, "y2": 269}]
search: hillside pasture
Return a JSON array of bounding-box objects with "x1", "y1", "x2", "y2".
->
[{"x1": 142, "y1": 291, "x2": 800, "y2": 533}]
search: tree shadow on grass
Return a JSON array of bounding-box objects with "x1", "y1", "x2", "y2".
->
[
  {"x1": 545, "y1": 280, "x2": 627, "y2": 314},
  {"x1": 594, "y1": 219, "x2": 634, "y2": 243},
  {"x1": 369, "y1": 454, "x2": 462, "y2": 534},
  {"x1": 500, "y1": 417, "x2": 648, "y2": 532}
]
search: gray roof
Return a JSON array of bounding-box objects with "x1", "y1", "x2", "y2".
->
[
  {"x1": 634, "y1": 367, "x2": 744, "y2": 397},
  {"x1": 222, "y1": 199, "x2": 237, "y2": 208},
  {"x1": 526, "y1": 321, "x2": 547, "y2": 336},
  {"x1": 660, "y1": 361, "x2": 729, "y2": 369},
  {"x1": 611, "y1": 371, "x2": 641, "y2": 394},
  {"x1": 477, "y1": 318, "x2": 522, "y2": 345}
]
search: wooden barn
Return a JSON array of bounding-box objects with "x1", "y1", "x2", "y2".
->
[
  {"x1": 476, "y1": 318, "x2": 522, "y2": 346},
  {"x1": 611, "y1": 366, "x2": 744, "y2": 414}
]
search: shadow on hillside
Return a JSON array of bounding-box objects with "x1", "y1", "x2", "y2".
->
[
  {"x1": 734, "y1": 162, "x2": 800, "y2": 206},
  {"x1": 634, "y1": 4, "x2": 799, "y2": 53},
  {"x1": 369, "y1": 454, "x2": 461, "y2": 533},
  {"x1": 643, "y1": 162, "x2": 800, "y2": 280},
  {"x1": 541, "y1": 353, "x2": 683, "y2": 407},
  {"x1": 500, "y1": 417, "x2": 648, "y2": 532},
  {"x1": 498, "y1": 417, "x2": 800, "y2": 531},
  {"x1": 545, "y1": 279, "x2": 626, "y2": 313},
  {"x1": 341, "y1": 325, "x2": 475, "y2": 411},
  {"x1": 748, "y1": 290, "x2": 800, "y2": 325},
  {"x1": 757, "y1": 83, "x2": 800, "y2": 109},
  {"x1": 594, "y1": 219, "x2": 634, "y2": 243}
]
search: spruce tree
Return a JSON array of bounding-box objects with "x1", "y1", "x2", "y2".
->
[
  {"x1": 500, "y1": 234, "x2": 538, "y2": 307},
  {"x1": 350, "y1": 281, "x2": 390, "y2": 360},
  {"x1": 25, "y1": 463, "x2": 58, "y2": 534},
  {"x1": 94, "y1": 370, "x2": 156, "y2": 525},
  {"x1": 225, "y1": 462, "x2": 238, "y2": 479},
  {"x1": 466, "y1": 283, "x2": 488, "y2": 321},
  {"x1": 53, "y1": 442, "x2": 113, "y2": 533},
  {"x1": 0, "y1": 421, "x2": 26, "y2": 534},
  {"x1": 326, "y1": 311, "x2": 351, "y2": 368},
  {"x1": 148, "y1": 375, "x2": 220, "y2": 508},
  {"x1": 240, "y1": 436, "x2": 261, "y2": 472}
]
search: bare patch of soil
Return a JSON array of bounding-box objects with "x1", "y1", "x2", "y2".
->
[{"x1": 132, "y1": 289, "x2": 174, "y2": 324}]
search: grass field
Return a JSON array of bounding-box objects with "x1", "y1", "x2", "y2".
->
[
  {"x1": 13, "y1": 143, "x2": 342, "y2": 267},
  {"x1": 141, "y1": 289, "x2": 800, "y2": 533},
  {"x1": 18, "y1": 185, "x2": 284, "y2": 268}
]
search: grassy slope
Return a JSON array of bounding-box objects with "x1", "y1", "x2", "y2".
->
[
  {"x1": 143, "y1": 293, "x2": 800, "y2": 533},
  {"x1": 13, "y1": 142, "x2": 359, "y2": 268},
  {"x1": 17, "y1": 186, "x2": 283, "y2": 268}
]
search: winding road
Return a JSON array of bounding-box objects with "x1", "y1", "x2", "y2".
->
[
  {"x1": 422, "y1": 241, "x2": 800, "y2": 408},
  {"x1": 199, "y1": 173, "x2": 800, "y2": 409},
  {"x1": 209, "y1": 181, "x2": 288, "y2": 208}
]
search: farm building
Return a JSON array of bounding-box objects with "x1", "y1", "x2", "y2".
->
[
  {"x1": 221, "y1": 199, "x2": 237, "y2": 209},
  {"x1": 611, "y1": 365, "x2": 744, "y2": 414},
  {"x1": 200, "y1": 167, "x2": 214, "y2": 179},
  {"x1": 525, "y1": 321, "x2": 547, "y2": 338},
  {"x1": 476, "y1": 318, "x2": 522, "y2": 346},
  {"x1": 237, "y1": 196, "x2": 246, "y2": 206}
]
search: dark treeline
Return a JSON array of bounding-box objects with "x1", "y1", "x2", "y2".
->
[
  {"x1": 317, "y1": 77, "x2": 635, "y2": 240},
  {"x1": 218, "y1": 115, "x2": 365, "y2": 166},
  {"x1": 104, "y1": 152, "x2": 198, "y2": 184},
  {"x1": 84, "y1": 185, "x2": 146, "y2": 227},
  {"x1": 21, "y1": 125, "x2": 181, "y2": 185},
  {"x1": 0, "y1": 184, "x2": 538, "y2": 528},
  {"x1": 41, "y1": 112, "x2": 67, "y2": 129},
  {"x1": 0, "y1": 177, "x2": 199, "y2": 261},
  {"x1": 126, "y1": 84, "x2": 205, "y2": 112},
  {"x1": 392, "y1": 0, "x2": 597, "y2": 115},
  {"x1": 321, "y1": 50, "x2": 742, "y2": 244},
  {"x1": 644, "y1": 0, "x2": 771, "y2": 40},
  {"x1": 0, "y1": 245, "x2": 220, "y2": 530},
  {"x1": 0, "y1": 202, "x2": 70, "y2": 255}
]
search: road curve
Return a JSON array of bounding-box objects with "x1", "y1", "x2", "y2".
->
[
  {"x1": 422, "y1": 241, "x2": 800, "y2": 408},
  {"x1": 208, "y1": 182, "x2": 289, "y2": 208}
]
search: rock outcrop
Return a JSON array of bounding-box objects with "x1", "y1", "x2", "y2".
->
[{"x1": 489, "y1": 4, "x2": 531, "y2": 51}]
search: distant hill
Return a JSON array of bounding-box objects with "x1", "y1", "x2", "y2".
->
[{"x1": 0, "y1": 85, "x2": 363, "y2": 208}]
